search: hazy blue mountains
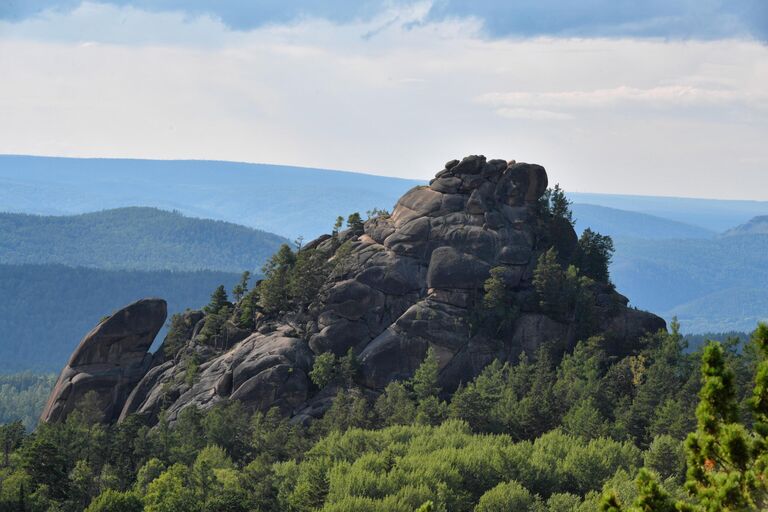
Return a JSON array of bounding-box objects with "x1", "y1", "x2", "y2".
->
[
  {"x1": 0, "y1": 207, "x2": 287, "y2": 272},
  {"x1": 0, "y1": 207, "x2": 292, "y2": 372}
]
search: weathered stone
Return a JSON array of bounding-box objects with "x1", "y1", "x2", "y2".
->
[
  {"x1": 430, "y1": 176, "x2": 462, "y2": 194},
  {"x1": 427, "y1": 247, "x2": 491, "y2": 289},
  {"x1": 45, "y1": 155, "x2": 666, "y2": 429},
  {"x1": 41, "y1": 298, "x2": 167, "y2": 424}
]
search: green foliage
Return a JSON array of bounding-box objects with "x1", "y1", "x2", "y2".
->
[
  {"x1": 236, "y1": 288, "x2": 260, "y2": 329},
  {"x1": 576, "y1": 228, "x2": 615, "y2": 283},
  {"x1": 478, "y1": 266, "x2": 519, "y2": 336},
  {"x1": 310, "y1": 349, "x2": 360, "y2": 390},
  {"x1": 540, "y1": 183, "x2": 574, "y2": 226},
  {"x1": 310, "y1": 353, "x2": 338, "y2": 389},
  {"x1": 413, "y1": 347, "x2": 440, "y2": 401},
  {"x1": 84, "y1": 489, "x2": 143, "y2": 512},
  {"x1": 374, "y1": 381, "x2": 417, "y2": 426},
  {"x1": 257, "y1": 242, "x2": 332, "y2": 315},
  {"x1": 0, "y1": 373, "x2": 56, "y2": 429},
  {"x1": 204, "y1": 285, "x2": 230, "y2": 315},
  {"x1": 643, "y1": 435, "x2": 686, "y2": 483},
  {"x1": 0, "y1": 207, "x2": 287, "y2": 273},
  {"x1": 532, "y1": 248, "x2": 567, "y2": 313},
  {"x1": 346, "y1": 212, "x2": 364, "y2": 232},
  {"x1": 7, "y1": 321, "x2": 768, "y2": 512},
  {"x1": 288, "y1": 248, "x2": 331, "y2": 308},
  {"x1": 231, "y1": 271, "x2": 251, "y2": 302},
  {"x1": 475, "y1": 480, "x2": 539, "y2": 511},
  {"x1": 196, "y1": 305, "x2": 231, "y2": 347},
  {"x1": 333, "y1": 216, "x2": 344, "y2": 236},
  {"x1": 258, "y1": 243, "x2": 297, "y2": 314},
  {"x1": 143, "y1": 463, "x2": 198, "y2": 512},
  {"x1": 163, "y1": 312, "x2": 195, "y2": 359}
]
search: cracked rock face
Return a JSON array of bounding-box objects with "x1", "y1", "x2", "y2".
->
[
  {"x1": 43, "y1": 155, "x2": 666, "y2": 425},
  {"x1": 40, "y1": 298, "x2": 167, "y2": 423}
]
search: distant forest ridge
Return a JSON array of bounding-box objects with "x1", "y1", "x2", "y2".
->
[
  {"x1": 0, "y1": 207, "x2": 288, "y2": 273},
  {"x1": 0, "y1": 264, "x2": 242, "y2": 372},
  {"x1": 3, "y1": 155, "x2": 767, "y2": 239}
]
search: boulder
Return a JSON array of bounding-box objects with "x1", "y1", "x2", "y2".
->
[{"x1": 41, "y1": 298, "x2": 167, "y2": 423}]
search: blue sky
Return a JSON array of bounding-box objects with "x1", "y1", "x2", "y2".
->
[
  {"x1": 3, "y1": 1, "x2": 766, "y2": 39},
  {"x1": 0, "y1": 1, "x2": 766, "y2": 198}
]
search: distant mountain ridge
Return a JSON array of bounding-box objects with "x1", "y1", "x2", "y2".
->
[
  {"x1": 610, "y1": 234, "x2": 768, "y2": 333},
  {"x1": 0, "y1": 264, "x2": 242, "y2": 372},
  {"x1": 722, "y1": 216, "x2": 768, "y2": 237},
  {"x1": 0, "y1": 207, "x2": 288, "y2": 273},
  {"x1": 572, "y1": 203, "x2": 714, "y2": 240},
  {"x1": 0, "y1": 155, "x2": 423, "y2": 240},
  {"x1": 3, "y1": 155, "x2": 767, "y2": 239}
]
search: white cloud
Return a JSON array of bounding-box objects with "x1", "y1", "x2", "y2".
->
[
  {"x1": 0, "y1": 4, "x2": 766, "y2": 200},
  {"x1": 479, "y1": 85, "x2": 768, "y2": 111}
]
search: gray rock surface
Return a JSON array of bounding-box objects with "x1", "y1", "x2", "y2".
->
[
  {"x1": 40, "y1": 298, "x2": 167, "y2": 423},
  {"x1": 44, "y1": 155, "x2": 666, "y2": 425}
]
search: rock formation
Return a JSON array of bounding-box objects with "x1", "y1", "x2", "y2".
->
[
  {"x1": 40, "y1": 298, "x2": 167, "y2": 423},
  {"x1": 43, "y1": 156, "x2": 665, "y2": 425}
]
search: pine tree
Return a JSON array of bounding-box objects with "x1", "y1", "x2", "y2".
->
[
  {"x1": 346, "y1": 212, "x2": 364, "y2": 232},
  {"x1": 533, "y1": 248, "x2": 566, "y2": 313},
  {"x1": 549, "y1": 183, "x2": 574, "y2": 225},
  {"x1": 576, "y1": 228, "x2": 615, "y2": 283},
  {"x1": 413, "y1": 347, "x2": 440, "y2": 401},
  {"x1": 204, "y1": 285, "x2": 230, "y2": 315},
  {"x1": 232, "y1": 271, "x2": 251, "y2": 302},
  {"x1": 258, "y1": 244, "x2": 296, "y2": 314}
]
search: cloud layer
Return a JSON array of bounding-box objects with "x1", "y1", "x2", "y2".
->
[
  {"x1": 3, "y1": 0, "x2": 766, "y2": 40},
  {"x1": 0, "y1": 2, "x2": 766, "y2": 199}
]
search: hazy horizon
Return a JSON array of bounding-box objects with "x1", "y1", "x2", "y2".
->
[{"x1": 1, "y1": 1, "x2": 766, "y2": 200}]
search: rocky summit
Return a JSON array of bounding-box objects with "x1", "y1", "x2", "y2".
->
[{"x1": 43, "y1": 155, "x2": 665, "y2": 425}]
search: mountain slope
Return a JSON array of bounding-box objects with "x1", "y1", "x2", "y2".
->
[
  {"x1": 569, "y1": 192, "x2": 768, "y2": 232},
  {"x1": 610, "y1": 234, "x2": 768, "y2": 332},
  {"x1": 5, "y1": 155, "x2": 766, "y2": 239},
  {"x1": 572, "y1": 203, "x2": 714, "y2": 240},
  {"x1": 722, "y1": 215, "x2": 768, "y2": 237},
  {"x1": 0, "y1": 264, "x2": 242, "y2": 372},
  {"x1": 0, "y1": 207, "x2": 287, "y2": 272},
  {"x1": 0, "y1": 155, "x2": 422, "y2": 240}
]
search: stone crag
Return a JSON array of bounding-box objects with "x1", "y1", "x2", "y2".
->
[
  {"x1": 42, "y1": 156, "x2": 665, "y2": 425},
  {"x1": 40, "y1": 298, "x2": 167, "y2": 423}
]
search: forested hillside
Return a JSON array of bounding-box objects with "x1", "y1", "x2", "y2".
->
[
  {"x1": 0, "y1": 155, "x2": 421, "y2": 240},
  {"x1": 0, "y1": 264, "x2": 241, "y2": 372},
  {"x1": 611, "y1": 234, "x2": 768, "y2": 332},
  {"x1": 0, "y1": 208, "x2": 287, "y2": 272},
  {"x1": 1, "y1": 325, "x2": 765, "y2": 511},
  {"x1": 3, "y1": 156, "x2": 767, "y2": 239},
  {"x1": 0, "y1": 373, "x2": 55, "y2": 430}
]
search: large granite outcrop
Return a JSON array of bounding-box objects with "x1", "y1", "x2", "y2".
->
[
  {"x1": 40, "y1": 298, "x2": 167, "y2": 423},
  {"x1": 44, "y1": 155, "x2": 666, "y2": 425}
]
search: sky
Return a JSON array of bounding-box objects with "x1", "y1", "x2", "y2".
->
[{"x1": 0, "y1": 1, "x2": 766, "y2": 199}]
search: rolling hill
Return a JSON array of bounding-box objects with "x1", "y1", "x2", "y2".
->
[
  {"x1": 0, "y1": 155, "x2": 422, "y2": 240},
  {"x1": 0, "y1": 207, "x2": 288, "y2": 272},
  {"x1": 572, "y1": 203, "x2": 714, "y2": 240},
  {"x1": 4, "y1": 155, "x2": 767, "y2": 240},
  {"x1": 609, "y1": 234, "x2": 768, "y2": 333}
]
